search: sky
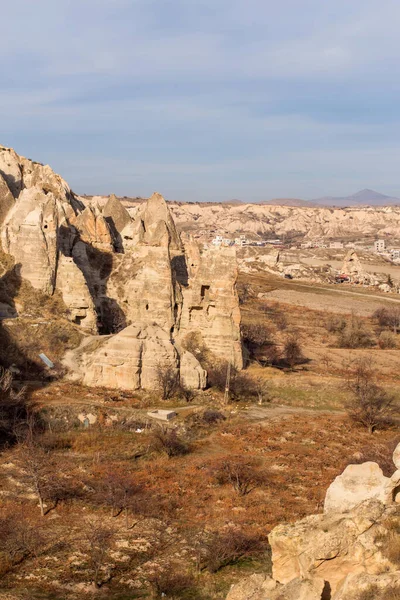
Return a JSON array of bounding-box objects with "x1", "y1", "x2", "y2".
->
[{"x1": 2, "y1": 0, "x2": 400, "y2": 202}]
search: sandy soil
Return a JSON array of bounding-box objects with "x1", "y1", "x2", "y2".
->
[{"x1": 264, "y1": 285, "x2": 400, "y2": 315}]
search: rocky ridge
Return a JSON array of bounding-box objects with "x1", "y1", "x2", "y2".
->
[
  {"x1": 122, "y1": 199, "x2": 400, "y2": 241},
  {"x1": 0, "y1": 145, "x2": 242, "y2": 389},
  {"x1": 227, "y1": 443, "x2": 400, "y2": 600}
]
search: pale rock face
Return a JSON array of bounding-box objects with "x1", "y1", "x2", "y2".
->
[
  {"x1": 179, "y1": 351, "x2": 207, "y2": 390},
  {"x1": 2, "y1": 187, "x2": 58, "y2": 294},
  {"x1": 393, "y1": 441, "x2": 400, "y2": 470},
  {"x1": 137, "y1": 192, "x2": 182, "y2": 251},
  {"x1": 0, "y1": 174, "x2": 15, "y2": 225},
  {"x1": 342, "y1": 250, "x2": 364, "y2": 276},
  {"x1": 55, "y1": 255, "x2": 97, "y2": 332},
  {"x1": 73, "y1": 206, "x2": 113, "y2": 251},
  {"x1": 102, "y1": 194, "x2": 131, "y2": 234},
  {"x1": 106, "y1": 245, "x2": 177, "y2": 333},
  {"x1": 0, "y1": 144, "x2": 242, "y2": 391},
  {"x1": 226, "y1": 574, "x2": 278, "y2": 600},
  {"x1": 269, "y1": 500, "x2": 394, "y2": 594},
  {"x1": 341, "y1": 250, "x2": 380, "y2": 285},
  {"x1": 178, "y1": 240, "x2": 243, "y2": 368},
  {"x1": 272, "y1": 577, "x2": 326, "y2": 600},
  {"x1": 227, "y1": 454, "x2": 400, "y2": 600},
  {"x1": 81, "y1": 324, "x2": 178, "y2": 391},
  {"x1": 167, "y1": 200, "x2": 400, "y2": 241},
  {"x1": 20, "y1": 158, "x2": 73, "y2": 203},
  {"x1": 332, "y1": 571, "x2": 400, "y2": 600},
  {"x1": 324, "y1": 462, "x2": 395, "y2": 513},
  {"x1": 0, "y1": 146, "x2": 23, "y2": 197},
  {"x1": 257, "y1": 250, "x2": 280, "y2": 267},
  {"x1": 226, "y1": 574, "x2": 326, "y2": 600},
  {"x1": 101, "y1": 194, "x2": 132, "y2": 251}
]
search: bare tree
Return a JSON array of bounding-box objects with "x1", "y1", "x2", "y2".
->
[
  {"x1": 374, "y1": 307, "x2": 400, "y2": 334},
  {"x1": 346, "y1": 358, "x2": 398, "y2": 434},
  {"x1": 15, "y1": 440, "x2": 55, "y2": 516},
  {"x1": 214, "y1": 456, "x2": 266, "y2": 496},
  {"x1": 91, "y1": 468, "x2": 141, "y2": 529},
  {"x1": 155, "y1": 363, "x2": 179, "y2": 400},
  {"x1": 80, "y1": 518, "x2": 116, "y2": 588},
  {"x1": 238, "y1": 282, "x2": 252, "y2": 305},
  {"x1": 241, "y1": 322, "x2": 279, "y2": 365},
  {"x1": 254, "y1": 377, "x2": 270, "y2": 405},
  {"x1": 0, "y1": 508, "x2": 47, "y2": 571},
  {"x1": 0, "y1": 368, "x2": 28, "y2": 446}
]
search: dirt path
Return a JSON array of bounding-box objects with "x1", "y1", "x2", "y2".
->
[
  {"x1": 288, "y1": 281, "x2": 400, "y2": 304},
  {"x1": 242, "y1": 404, "x2": 342, "y2": 422},
  {"x1": 263, "y1": 280, "x2": 400, "y2": 315}
]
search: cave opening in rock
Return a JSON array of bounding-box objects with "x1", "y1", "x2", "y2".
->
[{"x1": 201, "y1": 284, "x2": 210, "y2": 301}]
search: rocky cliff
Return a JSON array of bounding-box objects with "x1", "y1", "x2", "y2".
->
[
  {"x1": 226, "y1": 444, "x2": 400, "y2": 600},
  {"x1": 0, "y1": 145, "x2": 242, "y2": 390},
  {"x1": 139, "y1": 201, "x2": 400, "y2": 241}
]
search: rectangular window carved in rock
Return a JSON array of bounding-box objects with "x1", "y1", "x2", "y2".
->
[{"x1": 201, "y1": 285, "x2": 210, "y2": 301}]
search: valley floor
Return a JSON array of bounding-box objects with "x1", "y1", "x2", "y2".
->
[{"x1": 1, "y1": 270, "x2": 399, "y2": 599}]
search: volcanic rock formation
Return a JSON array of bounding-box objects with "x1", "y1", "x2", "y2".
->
[
  {"x1": 227, "y1": 443, "x2": 400, "y2": 600},
  {"x1": 0, "y1": 144, "x2": 242, "y2": 390}
]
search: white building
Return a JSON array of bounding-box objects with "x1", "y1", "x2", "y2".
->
[
  {"x1": 374, "y1": 239, "x2": 385, "y2": 252},
  {"x1": 212, "y1": 235, "x2": 223, "y2": 246},
  {"x1": 329, "y1": 241, "x2": 344, "y2": 249},
  {"x1": 235, "y1": 235, "x2": 247, "y2": 247}
]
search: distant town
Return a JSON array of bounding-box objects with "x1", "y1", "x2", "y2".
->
[{"x1": 207, "y1": 234, "x2": 400, "y2": 262}]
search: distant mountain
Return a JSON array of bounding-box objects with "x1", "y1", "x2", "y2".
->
[
  {"x1": 258, "y1": 198, "x2": 317, "y2": 207},
  {"x1": 223, "y1": 199, "x2": 244, "y2": 205},
  {"x1": 313, "y1": 189, "x2": 400, "y2": 207}
]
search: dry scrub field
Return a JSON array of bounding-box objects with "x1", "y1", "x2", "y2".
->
[{"x1": 0, "y1": 400, "x2": 397, "y2": 600}]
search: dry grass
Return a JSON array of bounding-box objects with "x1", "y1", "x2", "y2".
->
[
  {"x1": 0, "y1": 386, "x2": 397, "y2": 598},
  {"x1": 238, "y1": 271, "x2": 400, "y2": 413}
]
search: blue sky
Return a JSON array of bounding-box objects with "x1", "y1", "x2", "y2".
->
[{"x1": 2, "y1": 0, "x2": 400, "y2": 201}]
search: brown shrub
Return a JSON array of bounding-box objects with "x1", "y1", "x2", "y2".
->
[
  {"x1": 0, "y1": 508, "x2": 48, "y2": 576},
  {"x1": 378, "y1": 330, "x2": 397, "y2": 349},
  {"x1": 348, "y1": 436, "x2": 399, "y2": 476},
  {"x1": 355, "y1": 585, "x2": 400, "y2": 600},
  {"x1": 376, "y1": 507, "x2": 400, "y2": 568},
  {"x1": 283, "y1": 334, "x2": 305, "y2": 370},
  {"x1": 336, "y1": 315, "x2": 374, "y2": 348},
  {"x1": 259, "y1": 301, "x2": 288, "y2": 330},
  {"x1": 213, "y1": 456, "x2": 267, "y2": 496},
  {"x1": 202, "y1": 528, "x2": 265, "y2": 572},
  {"x1": 241, "y1": 322, "x2": 279, "y2": 365},
  {"x1": 206, "y1": 360, "x2": 261, "y2": 401},
  {"x1": 147, "y1": 568, "x2": 196, "y2": 598},
  {"x1": 151, "y1": 427, "x2": 190, "y2": 458},
  {"x1": 0, "y1": 368, "x2": 30, "y2": 446},
  {"x1": 202, "y1": 409, "x2": 226, "y2": 424},
  {"x1": 373, "y1": 306, "x2": 400, "y2": 333},
  {"x1": 181, "y1": 331, "x2": 209, "y2": 366},
  {"x1": 325, "y1": 314, "x2": 347, "y2": 333}
]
